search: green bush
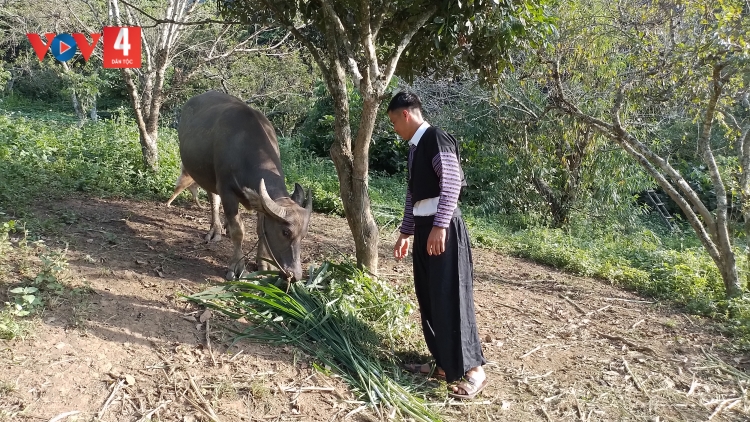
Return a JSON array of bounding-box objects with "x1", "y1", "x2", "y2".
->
[
  {"x1": 0, "y1": 108, "x2": 183, "y2": 215},
  {"x1": 466, "y1": 218, "x2": 750, "y2": 349},
  {"x1": 297, "y1": 81, "x2": 407, "y2": 175}
]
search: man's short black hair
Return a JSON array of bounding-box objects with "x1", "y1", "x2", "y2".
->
[{"x1": 387, "y1": 91, "x2": 422, "y2": 112}]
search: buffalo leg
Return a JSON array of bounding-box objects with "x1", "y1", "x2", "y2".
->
[
  {"x1": 205, "y1": 193, "x2": 223, "y2": 242},
  {"x1": 187, "y1": 183, "x2": 202, "y2": 208},
  {"x1": 167, "y1": 167, "x2": 202, "y2": 208},
  {"x1": 222, "y1": 196, "x2": 246, "y2": 280}
]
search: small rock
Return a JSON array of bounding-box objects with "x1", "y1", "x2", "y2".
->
[
  {"x1": 125, "y1": 374, "x2": 136, "y2": 385},
  {"x1": 55, "y1": 342, "x2": 66, "y2": 349},
  {"x1": 501, "y1": 401, "x2": 511, "y2": 410},
  {"x1": 484, "y1": 334, "x2": 492, "y2": 343}
]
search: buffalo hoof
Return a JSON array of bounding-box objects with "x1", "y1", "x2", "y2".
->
[
  {"x1": 204, "y1": 226, "x2": 223, "y2": 243},
  {"x1": 226, "y1": 259, "x2": 246, "y2": 280},
  {"x1": 225, "y1": 268, "x2": 248, "y2": 280}
]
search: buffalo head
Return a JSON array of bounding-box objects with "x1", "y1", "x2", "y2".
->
[{"x1": 242, "y1": 179, "x2": 312, "y2": 282}]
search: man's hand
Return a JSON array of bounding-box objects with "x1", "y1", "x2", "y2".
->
[
  {"x1": 394, "y1": 233, "x2": 411, "y2": 261},
  {"x1": 427, "y1": 227, "x2": 446, "y2": 256}
]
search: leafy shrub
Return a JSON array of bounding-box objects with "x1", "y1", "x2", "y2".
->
[
  {"x1": 468, "y1": 219, "x2": 750, "y2": 348},
  {"x1": 297, "y1": 81, "x2": 407, "y2": 175},
  {"x1": 0, "y1": 109, "x2": 183, "y2": 215}
]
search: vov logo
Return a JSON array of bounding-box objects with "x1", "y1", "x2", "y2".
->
[{"x1": 26, "y1": 27, "x2": 141, "y2": 69}]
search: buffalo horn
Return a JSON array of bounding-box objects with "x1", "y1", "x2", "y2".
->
[{"x1": 259, "y1": 179, "x2": 287, "y2": 221}]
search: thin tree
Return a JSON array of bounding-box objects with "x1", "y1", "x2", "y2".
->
[
  {"x1": 542, "y1": 0, "x2": 749, "y2": 298},
  {"x1": 108, "y1": 0, "x2": 289, "y2": 170}
]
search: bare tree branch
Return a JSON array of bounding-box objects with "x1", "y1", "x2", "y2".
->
[
  {"x1": 359, "y1": 0, "x2": 378, "y2": 95},
  {"x1": 257, "y1": 0, "x2": 330, "y2": 79},
  {"x1": 119, "y1": 0, "x2": 242, "y2": 27},
  {"x1": 379, "y1": 5, "x2": 436, "y2": 96}
]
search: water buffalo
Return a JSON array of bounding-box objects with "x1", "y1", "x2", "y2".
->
[
  {"x1": 165, "y1": 164, "x2": 202, "y2": 208},
  {"x1": 178, "y1": 90, "x2": 312, "y2": 281}
]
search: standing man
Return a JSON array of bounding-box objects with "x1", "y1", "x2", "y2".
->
[{"x1": 388, "y1": 91, "x2": 487, "y2": 400}]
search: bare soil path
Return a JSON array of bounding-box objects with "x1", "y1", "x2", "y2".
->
[{"x1": 1, "y1": 195, "x2": 748, "y2": 421}]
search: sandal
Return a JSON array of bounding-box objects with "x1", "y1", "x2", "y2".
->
[
  {"x1": 402, "y1": 362, "x2": 446, "y2": 380},
  {"x1": 448, "y1": 375, "x2": 488, "y2": 400}
]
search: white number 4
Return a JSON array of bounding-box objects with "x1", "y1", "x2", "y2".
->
[{"x1": 114, "y1": 27, "x2": 131, "y2": 57}]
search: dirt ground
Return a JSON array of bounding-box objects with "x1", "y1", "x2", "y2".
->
[{"x1": 1, "y1": 195, "x2": 748, "y2": 421}]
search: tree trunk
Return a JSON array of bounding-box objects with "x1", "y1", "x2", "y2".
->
[
  {"x1": 122, "y1": 68, "x2": 159, "y2": 171},
  {"x1": 327, "y1": 64, "x2": 380, "y2": 273},
  {"x1": 699, "y1": 64, "x2": 742, "y2": 299},
  {"x1": 70, "y1": 90, "x2": 85, "y2": 126},
  {"x1": 139, "y1": 129, "x2": 159, "y2": 170}
]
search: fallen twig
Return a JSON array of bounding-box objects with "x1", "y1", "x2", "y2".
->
[
  {"x1": 187, "y1": 372, "x2": 221, "y2": 422},
  {"x1": 604, "y1": 297, "x2": 655, "y2": 304},
  {"x1": 560, "y1": 294, "x2": 587, "y2": 315},
  {"x1": 498, "y1": 302, "x2": 525, "y2": 314},
  {"x1": 687, "y1": 378, "x2": 700, "y2": 396},
  {"x1": 586, "y1": 304, "x2": 612, "y2": 316},
  {"x1": 630, "y1": 319, "x2": 645, "y2": 329},
  {"x1": 574, "y1": 394, "x2": 586, "y2": 422},
  {"x1": 526, "y1": 371, "x2": 554, "y2": 380},
  {"x1": 701, "y1": 348, "x2": 750, "y2": 382},
  {"x1": 520, "y1": 345, "x2": 543, "y2": 359},
  {"x1": 139, "y1": 400, "x2": 172, "y2": 421},
  {"x1": 282, "y1": 386, "x2": 335, "y2": 393},
  {"x1": 520, "y1": 344, "x2": 558, "y2": 359},
  {"x1": 595, "y1": 331, "x2": 656, "y2": 355},
  {"x1": 97, "y1": 379, "x2": 125, "y2": 419},
  {"x1": 344, "y1": 405, "x2": 367, "y2": 419},
  {"x1": 539, "y1": 406, "x2": 553, "y2": 421},
  {"x1": 425, "y1": 400, "x2": 494, "y2": 406},
  {"x1": 707, "y1": 398, "x2": 741, "y2": 420},
  {"x1": 623, "y1": 358, "x2": 646, "y2": 393},
  {"x1": 206, "y1": 318, "x2": 217, "y2": 367},
  {"x1": 185, "y1": 396, "x2": 222, "y2": 422},
  {"x1": 229, "y1": 349, "x2": 244, "y2": 362},
  {"x1": 48, "y1": 411, "x2": 81, "y2": 422}
]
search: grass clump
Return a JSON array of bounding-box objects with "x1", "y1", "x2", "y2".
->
[
  {"x1": 186, "y1": 261, "x2": 441, "y2": 422},
  {"x1": 463, "y1": 218, "x2": 750, "y2": 349},
  {"x1": 0, "y1": 218, "x2": 86, "y2": 339},
  {"x1": 0, "y1": 109, "x2": 183, "y2": 217}
]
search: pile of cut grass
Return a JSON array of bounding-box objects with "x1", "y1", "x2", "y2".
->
[{"x1": 186, "y1": 261, "x2": 444, "y2": 422}]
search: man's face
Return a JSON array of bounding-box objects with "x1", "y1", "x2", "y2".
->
[{"x1": 387, "y1": 108, "x2": 411, "y2": 140}]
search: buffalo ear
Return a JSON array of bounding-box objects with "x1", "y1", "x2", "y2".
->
[
  {"x1": 291, "y1": 183, "x2": 305, "y2": 206},
  {"x1": 241, "y1": 179, "x2": 287, "y2": 221},
  {"x1": 304, "y1": 188, "x2": 313, "y2": 214}
]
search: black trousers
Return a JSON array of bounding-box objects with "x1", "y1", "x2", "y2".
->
[{"x1": 413, "y1": 214, "x2": 485, "y2": 383}]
